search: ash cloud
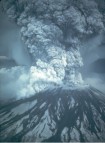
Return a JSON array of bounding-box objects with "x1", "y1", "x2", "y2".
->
[{"x1": 0, "y1": 0, "x2": 105, "y2": 101}]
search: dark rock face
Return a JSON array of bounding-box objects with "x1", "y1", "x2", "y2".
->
[
  {"x1": 0, "y1": 58, "x2": 17, "y2": 68},
  {"x1": 0, "y1": 86, "x2": 105, "y2": 142}
]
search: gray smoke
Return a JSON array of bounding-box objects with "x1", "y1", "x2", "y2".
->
[{"x1": 0, "y1": 0, "x2": 105, "y2": 102}]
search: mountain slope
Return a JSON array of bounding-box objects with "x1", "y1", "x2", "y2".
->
[{"x1": 0, "y1": 86, "x2": 105, "y2": 142}]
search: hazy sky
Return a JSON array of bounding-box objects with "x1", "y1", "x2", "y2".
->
[
  {"x1": 0, "y1": 10, "x2": 32, "y2": 66},
  {"x1": 80, "y1": 32, "x2": 105, "y2": 93}
]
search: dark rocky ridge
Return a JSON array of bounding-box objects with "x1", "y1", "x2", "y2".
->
[
  {"x1": 0, "y1": 58, "x2": 18, "y2": 68},
  {"x1": 0, "y1": 86, "x2": 105, "y2": 142}
]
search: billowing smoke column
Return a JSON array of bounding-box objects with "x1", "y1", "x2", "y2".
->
[{"x1": 0, "y1": 0, "x2": 104, "y2": 98}]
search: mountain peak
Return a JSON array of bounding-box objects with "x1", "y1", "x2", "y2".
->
[{"x1": 0, "y1": 86, "x2": 105, "y2": 142}]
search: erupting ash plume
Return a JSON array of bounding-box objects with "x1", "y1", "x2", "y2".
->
[{"x1": 0, "y1": 0, "x2": 105, "y2": 98}]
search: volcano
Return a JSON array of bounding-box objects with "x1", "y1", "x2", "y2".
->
[{"x1": 0, "y1": 86, "x2": 105, "y2": 142}]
